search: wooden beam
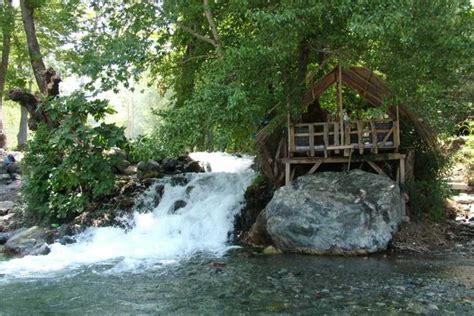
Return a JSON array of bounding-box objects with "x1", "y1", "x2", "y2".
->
[
  {"x1": 285, "y1": 162, "x2": 291, "y2": 186},
  {"x1": 280, "y1": 153, "x2": 406, "y2": 164},
  {"x1": 367, "y1": 161, "x2": 387, "y2": 177},
  {"x1": 308, "y1": 161, "x2": 322, "y2": 174}
]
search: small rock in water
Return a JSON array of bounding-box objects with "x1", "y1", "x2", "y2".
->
[
  {"x1": 184, "y1": 161, "x2": 204, "y2": 173},
  {"x1": 59, "y1": 235, "x2": 76, "y2": 245},
  {"x1": 170, "y1": 175, "x2": 188, "y2": 186},
  {"x1": 263, "y1": 246, "x2": 282, "y2": 255},
  {"x1": 153, "y1": 184, "x2": 165, "y2": 207},
  {"x1": 170, "y1": 200, "x2": 187, "y2": 214}
]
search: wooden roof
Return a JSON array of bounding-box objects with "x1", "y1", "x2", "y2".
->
[
  {"x1": 302, "y1": 66, "x2": 437, "y2": 148},
  {"x1": 303, "y1": 66, "x2": 390, "y2": 107}
]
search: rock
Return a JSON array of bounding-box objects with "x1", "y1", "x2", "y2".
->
[
  {"x1": 5, "y1": 162, "x2": 21, "y2": 175},
  {"x1": 170, "y1": 175, "x2": 188, "y2": 186},
  {"x1": 107, "y1": 147, "x2": 127, "y2": 161},
  {"x1": 0, "y1": 200, "x2": 15, "y2": 214},
  {"x1": 263, "y1": 246, "x2": 282, "y2": 255},
  {"x1": 114, "y1": 160, "x2": 131, "y2": 174},
  {"x1": 4, "y1": 226, "x2": 53, "y2": 257},
  {"x1": 0, "y1": 230, "x2": 19, "y2": 245},
  {"x1": 186, "y1": 186, "x2": 194, "y2": 195},
  {"x1": 162, "y1": 157, "x2": 178, "y2": 173},
  {"x1": 137, "y1": 160, "x2": 162, "y2": 180},
  {"x1": 170, "y1": 200, "x2": 187, "y2": 214},
  {"x1": 123, "y1": 165, "x2": 137, "y2": 175},
  {"x1": 141, "y1": 178, "x2": 160, "y2": 188},
  {"x1": 59, "y1": 235, "x2": 76, "y2": 245},
  {"x1": 153, "y1": 184, "x2": 165, "y2": 207},
  {"x1": 0, "y1": 173, "x2": 11, "y2": 183},
  {"x1": 57, "y1": 224, "x2": 73, "y2": 238},
  {"x1": 264, "y1": 170, "x2": 405, "y2": 255},
  {"x1": 120, "y1": 181, "x2": 142, "y2": 196},
  {"x1": 248, "y1": 210, "x2": 272, "y2": 246},
  {"x1": 184, "y1": 161, "x2": 204, "y2": 173},
  {"x1": 117, "y1": 197, "x2": 135, "y2": 210}
]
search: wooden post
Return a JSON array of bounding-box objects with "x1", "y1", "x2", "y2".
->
[
  {"x1": 371, "y1": 121, "x2": 378, "y2": 154},
  {"x1": 334, "y1": 122, "x2": 340, "y2": 154},
  {"x1": 394, "y1": 105, "x2": 401, "y2": 151},
  {"x1": 286, "y1": 101, "x2": 291, "y2": 185},
  {"x1": 399, "y1": 157, "x2": 405, "y2": 185},
  {"x1": 285, "y1": 162, "x2": 291, "y2": 186},
  {"x1": 309, "y1": 124, "x2": 315, "y2": 157},
  {"x1": 357, "y1": 121, "x2": 363, "y2": 154},
  {"x1": 323, "y1": 122, "x2": 329, "y2": 158},
  {"x1": 337, "y1": 65, "x2": 344, "y2": 147}
]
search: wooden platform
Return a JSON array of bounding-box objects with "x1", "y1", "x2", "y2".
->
[{"x1": 282, "y1": 153, "x2": 406, "y2": 186}]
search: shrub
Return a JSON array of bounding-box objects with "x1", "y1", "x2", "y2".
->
[{"x1": 22, "y1": 92, "x2": 127, "y2": 221}]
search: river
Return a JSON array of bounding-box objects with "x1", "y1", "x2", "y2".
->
[{"x1": 0, "y1": 153, "x2": 472, "y2": 314}]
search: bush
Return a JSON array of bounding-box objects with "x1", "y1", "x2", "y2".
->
[
  {"x1": 22, "y1": 92, "x2": 127, "y2": 221},
  {"x1": 404, "y1": 178, "x2": 450, "y2": 221},
  {"x1": 404, "y1": 149, "x2": 451, "y2": 221}
]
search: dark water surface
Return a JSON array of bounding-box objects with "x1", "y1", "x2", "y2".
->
[{"x1": 0, "y1": 251, "x2": 473, "y2": 314}]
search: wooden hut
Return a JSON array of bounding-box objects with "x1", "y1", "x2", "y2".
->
[{"x1": 282, "y1": 65, "x2": 407, "y2": 186}]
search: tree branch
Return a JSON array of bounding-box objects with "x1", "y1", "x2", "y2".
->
[
  {"x1": 174, "y1": 21, "x2": 217, "y2": 47},
  {"x1": 203, "y1": 0, "x2": 223, "y2": 57}
]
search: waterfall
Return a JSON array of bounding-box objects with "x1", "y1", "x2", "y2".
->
[{"x1": 0, "y1": 153, "x2": 254, "y2": 278}]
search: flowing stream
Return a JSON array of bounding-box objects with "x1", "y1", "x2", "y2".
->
[{"x1": 0, "y1": 153, "x2": 473, "y2": 314}]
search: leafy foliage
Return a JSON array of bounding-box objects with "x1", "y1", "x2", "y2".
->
[{"x1": 22, "y1": 92, "x2": 127, "y2": 220}]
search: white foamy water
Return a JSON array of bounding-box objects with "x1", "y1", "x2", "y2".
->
[{"x1": 0, "y1": 153, "x2": 254, "y2": 278}]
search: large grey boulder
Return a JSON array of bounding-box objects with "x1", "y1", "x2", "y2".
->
[
  {"x1": 264, "y1": 170, "x2": 405, "y2": 255},
  {"x1": 4, "y1": 226, "x2": 52, "y2": 257}
]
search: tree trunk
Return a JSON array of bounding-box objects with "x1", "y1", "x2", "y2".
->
[
  {"x1": 8, "y1": 1, "x2": 61, "y2": 131},
  {"x1": 20, "y1": 0, "x2": 47, "y2": 93},
  {"x1": 17, "y1": 106, "x2": 28, "y2": 150},
  {"x1": 16, "y1": 81, "x2": 29, "y2": 150},
  {"x1": 0, "y1": 0, "x2": 13, "y2": 148}
]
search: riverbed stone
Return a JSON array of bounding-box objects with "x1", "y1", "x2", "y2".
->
[
  {"x1": 170, "y1": 200, "x2": 187, "y2": 214},
  {"x1": 162, "y1": 157, "x2": 178, "y2": 173},
  {"x1": 184, "y1": 161, "x2": 204, "y2": 173},
  {"x1": 137, "y1": 160, "x2": 162, "y2": 180},
  {"x1": 4, "y1": 226, "x2": 52, "y2": 257},
  {"x1": 264, "y1": 170, "x2": 405, "y2": 255}
]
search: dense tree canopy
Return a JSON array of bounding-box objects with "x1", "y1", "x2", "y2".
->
[{"x1": 72, "y1": 0, "x2": 473, "y2": 154}]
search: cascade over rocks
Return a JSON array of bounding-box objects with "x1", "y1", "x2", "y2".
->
[{"x1": 252, "y1": 170, "x2": 405, "y2": 255}]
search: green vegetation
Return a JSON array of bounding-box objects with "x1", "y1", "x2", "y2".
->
[{"x1": 22, "y1": 93, "x2": 126, "y2": 220}]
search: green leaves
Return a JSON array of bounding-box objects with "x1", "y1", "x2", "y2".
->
[{"x1": 22, "y1": 92, "x2": 127, "y2": 220}]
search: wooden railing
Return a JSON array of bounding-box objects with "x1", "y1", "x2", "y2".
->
[{"x1": 289, "y1": 119, "x2": 400, "y2": 157}]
